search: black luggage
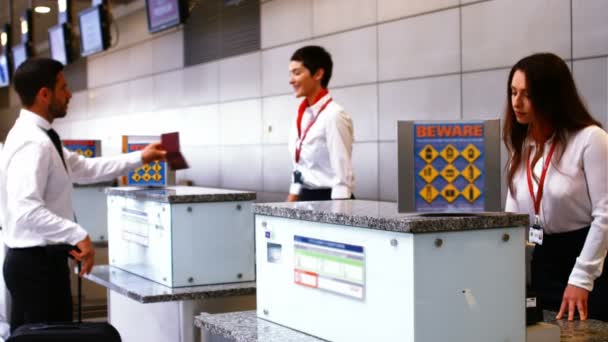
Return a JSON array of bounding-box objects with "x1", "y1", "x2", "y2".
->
[{"x1": 7, "y1": 262, "x2": 121, "y2": 342}]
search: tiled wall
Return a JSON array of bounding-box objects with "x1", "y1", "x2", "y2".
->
[{"x1": 53, "y1": 0, "x2": 608, "y2": 204}]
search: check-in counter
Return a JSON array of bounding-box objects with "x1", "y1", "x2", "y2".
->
[
  {"x1": 252, "y1": 200, "x2": 528, "y2": 342},
  {"x1": 85, "y1": 186, "x2": 258, "y2": 342}
]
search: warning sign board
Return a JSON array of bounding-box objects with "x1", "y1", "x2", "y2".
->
[{"x1": 413, "y1": 122, "x2": 485, "y2": 212}]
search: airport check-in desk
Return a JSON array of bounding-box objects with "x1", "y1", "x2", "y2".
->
[
  {"x1": 249, "y1": 200, "x2": 528, "y2": 342},
  {"x1": 84, "y1": 186, "x2": 258, "y2": 342}
]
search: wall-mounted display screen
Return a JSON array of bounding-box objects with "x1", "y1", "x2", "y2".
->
[
  {"x1": 146, "y1": 0, "x2": 185, "y2": 33},
  {"x1": 49, "y1": 24, "x2": 70, "y2": 65},
  {"x1": 0, "y1": 54, "x2": 9, "y2": 87},
  {"x1": 12, "y1": 43, "x2": 27, "y2": 71},
  {"x1": 78, "y1": 5, "x2": 110, "y2": 57}
]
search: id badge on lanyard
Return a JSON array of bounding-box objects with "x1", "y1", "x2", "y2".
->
[{"x1": 526, "y1": 141, "x2": 557, "y2": 245}]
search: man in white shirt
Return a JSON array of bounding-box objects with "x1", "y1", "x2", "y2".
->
[
  {"x1": 0, "y1": 58, "x2": 166, "y2": 331},
  {"x1": 287, "y1": 46, "x2": 354, "y2": 201}
]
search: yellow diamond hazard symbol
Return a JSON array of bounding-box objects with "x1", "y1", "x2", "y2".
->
[
  {"x1": 419, "y1": 165, "x2": 439, "y2": 183},
  {"x1": 84, "y1": 149, "x2": 93, "y2": 157},
  {"x1": 153, "y1": 173, "x2": 162, "y2": 182},
  {"x1": 143, "y1": 173, "x2": 152, "y2": 182},
  {"x1": 152, "y1": 162, "x2": 161, "y2": 172},
  {"x1": 76, "y1": 149, "x2": 83, "y2": 156},
  {"x1": 462, "y1": 144, "x2": 481, "y2": 163},
  {"x1": 440, "y1": 164, "x2": 460, "y2": 183},
  {"x1": 419, "y1": 184, "x2": 439, "y2": 204},
  {"x1": 440, "y1": 144, "x2": 459, "y2": 163},
  {"x1": 462, "y1": 184, "x2": 481, "y2": 203},
  {"x1": 418, "y1": 145, "x2": 439, "y2": 163},
  {"x1": 441, "y1": 184, "x2": 460, "y2": 203},
  {"x1": 131, "y1": 173, "x2": 141, "y2": 182},
  {"x1": 142, "y1": 164, "x2": 151, "y2": 172},
  {"x1": 462, "y1": 164, "x2": 481, "y2": 183}
]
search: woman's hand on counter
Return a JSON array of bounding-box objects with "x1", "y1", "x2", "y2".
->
[
  {"x1": 287, "y1": 194, "x2": 299, "y2": 202},
  {"x1": 556, "y1": 284, "x2": 589, "y2": 321}
]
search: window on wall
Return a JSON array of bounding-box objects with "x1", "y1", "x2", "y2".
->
[{"x1": 183, "y1": 0, "x2": 260, "y2": 66}]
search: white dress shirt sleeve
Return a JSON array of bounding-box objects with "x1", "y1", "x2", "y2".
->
[
  {"x1": 568, "y1": 128, "x2": 608, "y2": 291},
  {"x1": 505, "y1": 187, "x2": 519, "y2": 212},
  {"x1": 288, "y1": 118, "x2": 302, "y2": 196},
  {"x1": 66, "y1": 148, "x2": 143, "y2": 185},
  {"x1": 325, "y1": 110, "x2": 354, "y2": 199},
  {"x1": 6, "y1": 142, "x2": 87, "y2": 245}
]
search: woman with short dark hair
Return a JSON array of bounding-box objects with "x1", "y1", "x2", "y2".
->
[{"x1": 504, "y1": 52, "x2": 608, "y2": 321}]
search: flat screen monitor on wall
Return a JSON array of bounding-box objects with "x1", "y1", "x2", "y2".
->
[
  {"x1": 0, "y1": 54, "x2": 10, "y2": 87},
  {"x1": 12, "y1": 43, "x2": 27, "y2": 72},
  {"x1": 49, "y1": 23, "x2": 71, "y2": 65},
  {"x1": 145, "y1": 0, "x2": 187, "y2": 33},
  {"x1": 78, "y1": 5, "x2": 111, "y2": 57}
]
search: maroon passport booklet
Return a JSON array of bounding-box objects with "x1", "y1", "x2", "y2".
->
[{"x1": 161, "y1": 132, "x2": 189, "y2": 170}]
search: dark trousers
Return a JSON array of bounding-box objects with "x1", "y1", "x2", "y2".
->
[
  {"x1": 531, "y1": 226, "x2": 608, "y2": 321},
  {"x1": 299, "y1": 188, "x2": 355, "y2": 201},
  {"x1": 3, "y1": 246, "x2": 73, "y2": 332}
]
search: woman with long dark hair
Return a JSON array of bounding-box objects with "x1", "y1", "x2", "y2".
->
[{"x1": 504, "y1": 53, "x2": 608, "y2": 321}]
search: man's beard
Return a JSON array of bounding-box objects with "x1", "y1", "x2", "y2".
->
[{"x1": 48, "y1": 97, "x2": 67, "y2": 119}]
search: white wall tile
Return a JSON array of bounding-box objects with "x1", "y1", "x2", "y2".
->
[
  {"x1": 153, "y1": 70, "x2": 184, "y2": 109},
  {"x1": 462, "y1": 68, "x2": 510, "y2": 120},
  {"x1": 574, "y1": 58, "x2": 608, "y2": 128},
  {"x1": 86, "y1": 55, "x2": 107, "y2": 89},
  {"x1": 176, "y1": 104, "x2": 221, "y2": 146},
  {"x1": 378, "y1": 0, "x2": 458, "y2": 22},
  {"x1": 68, "y1": 91, "x2": 89, "y2": 120},
  {"x1": 152, "y1": 30, "x2": 184, "y2": 73},
  {"x1": 177, "y1": 146, "x2": 221, "y2": 187},
  {"x1": 379, "y1": 9, "x2": 460, "y2": 80},
  {"x1": 261, "y1": 0, "x2": 313, "y2": 48},
  {"x1": 262, "y1": 42, "x2": 311, "y2": 96},
  {"x1": 127, "y1": 76, "x2": 156, "y2": 113},
  {"x1": 332, "y1": 84, "x2": 378, "y2": 142},
  {"x1": 263, "y1": 145, "x2": 292, "y2": 193},
  {"x1": 128, "y1": 41, "x2": 154, "y2": 80},
  {"x1": 314, "y1": 26, "x2": 377, "y2": 87},
  {"x1": 220, "y1": 146, "x2": 263, "y2": 191},
  {"x1": 220, "y1": 99, "x2": 262, "y2": 145},
  {"x1": 378, "y1": 75, "x2": 461, "y2": 141},
  {"x1": 115, "y1": 9, "x2": 152, "y2": 50},
  {"x1": 378, "y1": 142, "x2": 397, "y2": 201},
  {"x1": 262, "y1": 94, "x2": 299, "y2": 144},
  {"x1": 182, "y1": 62, "x2": 219, "y2": 106},
  {"x1": 573, "y1": 0, "x2": 608, "y2": 58},
  {"x1": 352, "y1": 142, "x2": 378, "y2": 200},
  {"x1": 312, "y1": 0, "x2": 376, "y2": 36},
  {"x1": 88, "y1": 82, "x2": 130, "y2": 118},
  {"x1": 462, "y1": 0, "x2": 571, "y2": 71},
  {"x1": 220, "y1": 52, "x2": 261, "y2": 102}
]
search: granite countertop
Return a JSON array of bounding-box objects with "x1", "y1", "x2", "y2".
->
[
  {"x1": 83, "y1": 265, "x2": 255, "y2": 304},
  {"x1": 254, "y1": 200, "x2": 528, "y2": 234},
  {"x1": 195, "y1": 311, "x2": 324, "y2": 342},
  {"x1": 545, "y1": 311, "x2": 608, "y2": 342},
  {"x1": 105, "y1": 186, "x2": 256, "y2": 203},
  {"x1": 195, "y1": 310, "x2": 608, "y2": 342},
  {"x1": 74, "y1": 180, "x2": 118, "y2": 188}
]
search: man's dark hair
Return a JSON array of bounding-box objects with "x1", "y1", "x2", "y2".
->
[
  {"x1": 291, "y1": 46, "x2": 333, "y2": 88},
  {"x1": 14, "y1": 58, "x2": 64, "y2": 107}
]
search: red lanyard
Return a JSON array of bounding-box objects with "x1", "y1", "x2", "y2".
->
[
  {"x1": 526, "y1": 141, "x2": 557, "y2": 217},
  {"x1": 295, "y1": 89, "x2": 332, "y2": 163}
]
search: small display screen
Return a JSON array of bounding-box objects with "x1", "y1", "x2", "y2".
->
[
  {"x1": 12, "y1": 43, "x2": 27, "y2": 71},
  {"x1": 0, "y1": 54, "x2": 9, "y2": 87},
  {"x1": 146, "y1": 0, "x2": 181, "y2": 33},
  {"x1": 79, "y1": 6, "x2": 104, "y2": 56},
  {"x1": 49, "y1": 24, "x2": 68, "y2": 65}
]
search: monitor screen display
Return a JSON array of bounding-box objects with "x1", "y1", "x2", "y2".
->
[
  {"x1": 146, "y1": 0, "x2": 182, "y2": 33},
  {"x1": 49, "y1": 24, "x2": 68, "y2": 65},
  {"x1": 0, "y1": 54, "x2": 9, "y2": 87},
  {"x1": 78, "y1": 6, "x2": 105, "y2": 56},
  {"x1": 12, "y1": 43, "x2": 27, "y2": 71}
]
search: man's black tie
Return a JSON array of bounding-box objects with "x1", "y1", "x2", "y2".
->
[{"x1": 46, "y1": 128, "x2": 67, "y2": 170}]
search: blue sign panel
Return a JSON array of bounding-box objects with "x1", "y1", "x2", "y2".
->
[{"x1": 414, "y1": 122, "x2": 485, "y2": 212}]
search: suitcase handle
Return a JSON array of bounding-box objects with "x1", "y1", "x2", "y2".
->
[{"x1": 29, "y1": 324, "x2": 81, "y2": 331}]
